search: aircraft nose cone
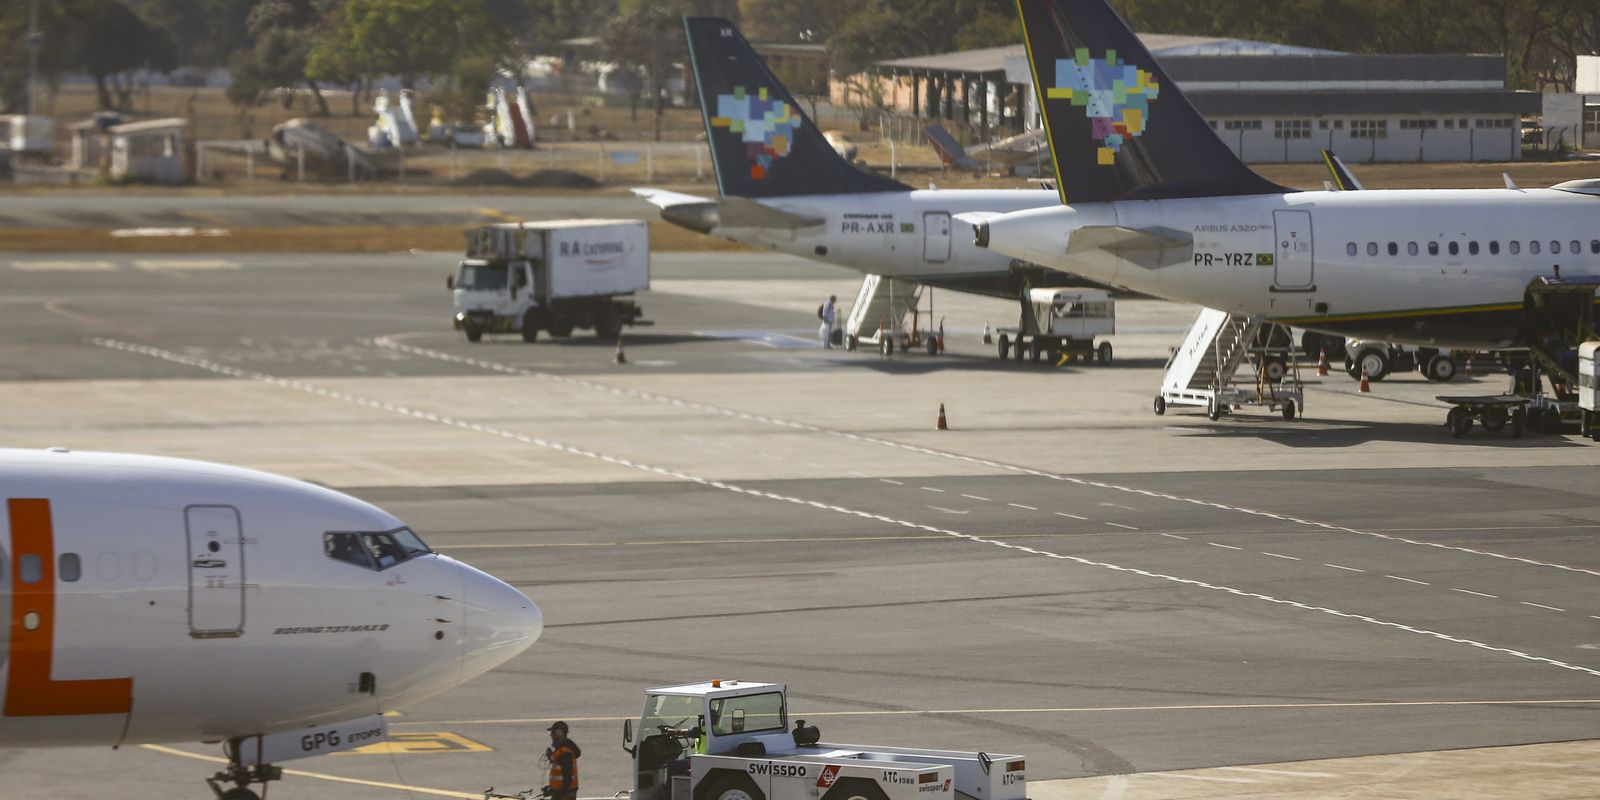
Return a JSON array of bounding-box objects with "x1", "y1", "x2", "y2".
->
[{"x1": 461, "y1": 568, "x2": 543, "y2": 679}]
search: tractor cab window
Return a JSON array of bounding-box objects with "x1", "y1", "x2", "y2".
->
[
  {"x1": 642, "y1": 694, "x2": 702, "y2": 738},
  {"x1": 325, "y1": 527, "x2": 432, "y2": 571},
  {"x1": 456, "y1": 262, "x2": 509, "y2": 291},
  {"x1": 709, "y1": 691, "x2": 785, "y2": 736}
]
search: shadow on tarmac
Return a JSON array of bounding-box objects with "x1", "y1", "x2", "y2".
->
[{"x1": 1162, "y1": 413, "x2": 1588, "y2": 449}]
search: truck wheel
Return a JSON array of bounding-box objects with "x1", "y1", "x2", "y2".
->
[
  {"x1": 925, "y1": 335, "x2": 938, "y2": 356},
  {"x1": 823, "y1": 778, "x2": 891, "y2": 800},
  {"x1": 594, "y1": 307, "x2": 622, "y2": 339},
  {"x1": 548, "y1": 316, "x2": 574, "y2": 338},
  {"x1": 464, "y1": 328, "x2": 483, "y2": 343},
  {"x1": 1098, "y1": 341, "x2": 1113, "y2": 365},
  {"x1": 1424, "y1": 354, "x2": 1457, "y2": 382},
  {"x1": 702, "y1": 774, "x2": 765, "y2": 800},
  {"x1": 1030, "y1": 339, "x2": 1042, "y2": 363},
  {"x1": 1540, "y1": 405, "x2": 1563, "y2": 434},
  {"x1": 880, "y1": 337, "x2": 893, "y2": 356},
  {"x1": 1357, "y1": 349, "x2": 1390, "y2": 381},
  {"x1": 521, "y1": 311, "x2": 541, "y2": 343},
  {"x1": 1448, "y1": 406, "x2": 1473, "y2": 438},
  {"x1": 1013, "y1": 336, "x2": 1026, "y2": 362},
  {"x1": 1482, "y1": 409, "x2": 1508, "y2": 432},
  {"x1": 997, "y1": 334, "x2": 1009, "y2": 360}
]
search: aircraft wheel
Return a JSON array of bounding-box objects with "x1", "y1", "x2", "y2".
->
[
  {"x1": 1153, "y1": 396, "x2": 1166, "y2": 416},
  {"x1": 997, "y1": 334, "x2": 1009, "y2": 360},
  {"x1": 1013, "y1": 336, "x2": 1026, "y2": 362},
  {"x1": 1030, "y1": 340, "x2": 1043, "y2": 363},
  {"x1": 219, "y1": 788, "x2": 261, "y2": 800}
]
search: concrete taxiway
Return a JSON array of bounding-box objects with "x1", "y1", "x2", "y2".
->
[{"x1": 2, "y1": 249, "x2": 1599, "y2": 800}]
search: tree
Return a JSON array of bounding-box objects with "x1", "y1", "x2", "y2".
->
[
  {"x1": 307, "y1": 0, "x2": 508, "y2": 91},
  {"x1": 601, "y1": 5, "x2": 685, "y2": 139},
  {"x1": 225, "y1": 0, "x2": 333, "y2": 114},
  {"x1": 69, "y1": 0, "x2": 177, "y2": 110}
]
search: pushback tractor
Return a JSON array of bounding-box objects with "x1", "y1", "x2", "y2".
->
[{"x1": 622, "y1": 681, "x2": 1027, "y2": 800}]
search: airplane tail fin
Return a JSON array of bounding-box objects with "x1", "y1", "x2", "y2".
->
[
  {"x1": 1016, "y1": 0, "x2": 1287, "y2": 204},
  {"x1": 924, "y1": 125, "x2": 977, "y2": 170},
  {"x1": 683, "y1": 17, "x2": 909, "y2": 198},
  {"x1": 1321, "y1": 149, "x2": 1363, "y2": 191}
]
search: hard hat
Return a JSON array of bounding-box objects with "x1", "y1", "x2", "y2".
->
[{"x1": 548, "y1": 721, "x2": 569, "y2": 734}]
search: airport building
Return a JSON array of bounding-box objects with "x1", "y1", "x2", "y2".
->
[{"x1": 838, "y1": 36, "x2": 1540, "y2": 163}]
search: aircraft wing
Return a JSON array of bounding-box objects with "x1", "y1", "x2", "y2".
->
[
  {"x1": 1067, "y1": 225, "x2": 1193, "y2": 269},
  {"x1": 632, "y1": 188, "x2": 824, "y2": 233}
]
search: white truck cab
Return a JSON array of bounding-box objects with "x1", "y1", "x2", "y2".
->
[{"x1": 624, "y1": 681, "x2": 1025, "y2": 800}]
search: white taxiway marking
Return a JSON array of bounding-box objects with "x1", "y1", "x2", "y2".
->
[
  {"x1": 1325, "y1": 563, "x2": 1365, "y2": 572},
  {"x1": 132, "y1": 258, "x2": 241, "y2": 270},
  {"x1": 928, "y1": 506, "x2": 970, "y2": 515},
  {"x1": 1523, "y1": 602, "x2": 1567, "y2": 612},
  {"x1": 961, "y1": 494, "x2": 991, "y2": 502},
  {"x1": 922, "y1": 486, "x2": 946, "y2": 493},
  {"x1": 880, "y1": 479, "x2": 904, "y2": 485},
  {"x1": 1387, "y1": 575, "x2": 1430, "y2": 586},
  {"x1": 109, "y1": 338, "x2": 1600, "y2": 682},
  {"x1": 1208, "y1": 543, "x2": 1242, "y2": 550},
  {"x1": 1262, "y1": 552, "x2": 1301, "y2": 561},
  {"x1": 1453, "y1": 588, "x2": 1499, "y2": 599},
  {"x1": 1055, "y1": 512, "x2": 1087, "y2": 520},
  {"x1": 376, "y1": 336, "x2": 1600, "y2": 581},
  {"x1": 1160, "y1": 534, "x2": 1188, "y2": 540},
  {"x1": 1105, "y1": 522, "x2": 1138, "y2": 530},
  {"x1": 1008, "y1": 503, "x2": 1038, "y2": 511},
  {"x1": 11, "y1": 259, "x2": 117, "y2": 271}
]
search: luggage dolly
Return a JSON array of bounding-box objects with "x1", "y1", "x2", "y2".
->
[
  {"x1": 1435, "y1": 394, "x2": 1530, "y2": 439},
  {"x1": 483, "y1": 787, "x2": 550, "y2": 800}
]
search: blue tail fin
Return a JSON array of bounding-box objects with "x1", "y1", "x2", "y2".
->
[
  {"x1": 1016, "y1": 0, "x2": 1287, "y2": 203},
  {"x1": 684, "y1": 17, "x2": 909, "y2": 198}
]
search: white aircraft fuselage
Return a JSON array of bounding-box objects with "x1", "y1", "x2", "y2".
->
[
  {"x1": 709, "y1": 189, "x2": 1060, "y2": 295},
  {"x1": 0, "y1": 448, "x2": 542, "y2": 748},
  {"x1": 977, "y1": 187, "x2": 1600, "y2": 348}
]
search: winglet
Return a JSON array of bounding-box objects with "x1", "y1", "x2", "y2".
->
[
  {"x1": 1503, "y1": 173, "x2": 1519, "y2": 190},
  {"x1": 1320, "y1": 149, "x2": 1364, "y2": 191}
]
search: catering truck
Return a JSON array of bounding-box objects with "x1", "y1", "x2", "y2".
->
[
  {"x1": 449, "y1": 219, "x2": 650, "y2": 342},
  {"x1": 618, "y1": 681, "x2": 1026, "y2": 800}
]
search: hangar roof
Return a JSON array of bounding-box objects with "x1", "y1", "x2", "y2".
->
[{"x1": 875, "y1": 36, "x2": 1341, "y2": 76}]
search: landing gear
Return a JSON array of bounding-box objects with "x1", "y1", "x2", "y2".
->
[{"x1": 206, "y1": 739, "x2": 282, "y2": 800}]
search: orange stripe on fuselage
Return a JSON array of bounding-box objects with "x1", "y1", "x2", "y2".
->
[{"x1": 5, "y1": 498, "x2": 133, "y2": 717}]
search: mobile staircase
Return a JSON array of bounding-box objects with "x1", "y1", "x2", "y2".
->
[
  {"x1": 1156, "y1": 308, "x2": 1303, "y2": 420},
  {"x1": 844, "y1": 274, "x2": 940, "y2": 355}
]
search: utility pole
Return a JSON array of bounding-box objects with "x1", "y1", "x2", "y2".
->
[{"x1": 26, "y1": 0, "x2": 43, "y2": 116}]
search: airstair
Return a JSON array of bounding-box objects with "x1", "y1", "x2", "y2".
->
[
  {"x1": 1156, "y1": 308, "x2": 1303, "y2": 420},
  {"x1": 844, "y1": 274, "x2": 938, "y2": 355}
]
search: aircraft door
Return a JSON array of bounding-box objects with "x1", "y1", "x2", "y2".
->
[
  {"x1": 923, "y1": 212, "x2": 952, "y2": 262},
  {"x1": 185, "y1": 505, "x2": 245, "y2": 638},
  {"x1": 1272, "y1": 210, "x2": 1314, "y2": 289}
]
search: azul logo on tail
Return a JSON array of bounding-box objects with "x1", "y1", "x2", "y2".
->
[
  {"x1": 712, "y1": 86, "x2": 800, "y2": 180},
  {"x1": 1045, "y1": 48, "x2": 1159, "y2": 166}
]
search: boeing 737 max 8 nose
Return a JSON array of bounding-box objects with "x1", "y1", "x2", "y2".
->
[{"x1": 459, "y1": 561, "x2": 543, "y2": 681}]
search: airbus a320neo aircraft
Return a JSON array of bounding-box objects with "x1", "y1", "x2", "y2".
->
[
  {"x1": 0, "y1": 448, "x2": 543, "y2": 800},
  {"x1": 636, "y1": 17, "x2": 1066, "y2": 299},
  {"x1": 968, "y1": 0, "x2": 1600, "y2": 353}
]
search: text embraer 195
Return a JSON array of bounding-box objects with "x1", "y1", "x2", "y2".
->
[
  {"x1": 634, "y1": 17, "x2": 1064, "y2": 299},
  {"x1": 965, "y1": 0, "x2": 1600, "y2": 349},
  {"x1": 0, "y1": 448, "x2": 542, "y2": 799}
]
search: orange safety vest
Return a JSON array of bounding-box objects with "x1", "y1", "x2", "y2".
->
[{"x1": 548, "y1": 741, "x2": 580, "y2": 790}]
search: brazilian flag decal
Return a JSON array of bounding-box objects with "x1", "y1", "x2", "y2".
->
[
  {"x1": 1257, "y1": 253, "x2": 1275, "y2": 267},
  {"x1": 900, "y1": 223, "x2": 915, "y2": 233}
]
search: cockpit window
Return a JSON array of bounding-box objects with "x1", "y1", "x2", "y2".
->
[{"x1": 324, "y1": 527, "x2": 431, "y2": 571}]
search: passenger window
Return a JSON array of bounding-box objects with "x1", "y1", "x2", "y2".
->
[
  {"x1": 1387, "y1": 242, "x2": 1398, "y2": 256},
  {"x1": 324, "y1": 532, "x2": 373, "y2": 570},
  {"x1": 1571, "y1": 240, "x2": 1581, "y2": 255},
  {"x1": 1489, "y1": 241, "x2": 1500, "y2": 255},
  {"x1": 1366, "y1": 242, "x2": 1378, "y2": 257},
  {"x1": 1346, "y1": 242, "x2": 1357, "y2": 257},
  {"x1": 1511, "y1": 240, "x2": 1521, "y2": 255},
  {"x1": 1407, "y1": 242, "x2": 1419, "y2": 256},
  {"x1": 19, "y1": 554, "x2": 42, "y2": 584},
  {"x1": 1428, "y1": 242, "x2": 1439, "y2": 256},
  {"x1": 1468, "y1": 241, "x2": 1479, "y2": 256},
  {"x1": 1551, "y1": 240, "x2": 1562, "y2": 255},
  {"x1": 1590, "y1": 240, "x2": 1599, "y2": 254},
  {"x1": 1448, "y1": 242, "x2": 1459, "y2": 256},
  {"x1": 58, "y1": 553, "x2": 81, "y2": 583},
  {"x1": 1531, "y1": 240, "x2": 1541, "y2": 255}
]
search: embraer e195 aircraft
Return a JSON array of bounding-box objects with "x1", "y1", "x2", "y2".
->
[
  {"x1": 637, "y1": 17, "x2": 1064, "y2": 299},
  {"x1": 0, "y1": 448, "x2": 543, "y2": 799},
  {"x1": 968, "y1": 0, "x2": 1600, "y2": 351}
]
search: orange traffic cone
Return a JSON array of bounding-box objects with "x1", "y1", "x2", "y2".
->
[
  {"x1": 936, "y1": 403, "x2": 949, "y2": 431},
  {"x1": 614, "y1": 335, "x2": 627, "y2": 365},
  {"x1": 1359, "y1": 368, "x2": 1370, "y2": 393},
  {"x1": 938, "y1": 321, "x2": 946, "y2": 353},
  {"x1": 1317, "y1": 348, "x2": 1329, "y2": 377}
]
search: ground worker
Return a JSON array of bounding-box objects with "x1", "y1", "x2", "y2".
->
[
  {"x1": 544, "y1": 721, "x2": 581, "y2": 800},
  {"x1": 818, "y1": 295, "x2": 837, "y2": 348}
]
